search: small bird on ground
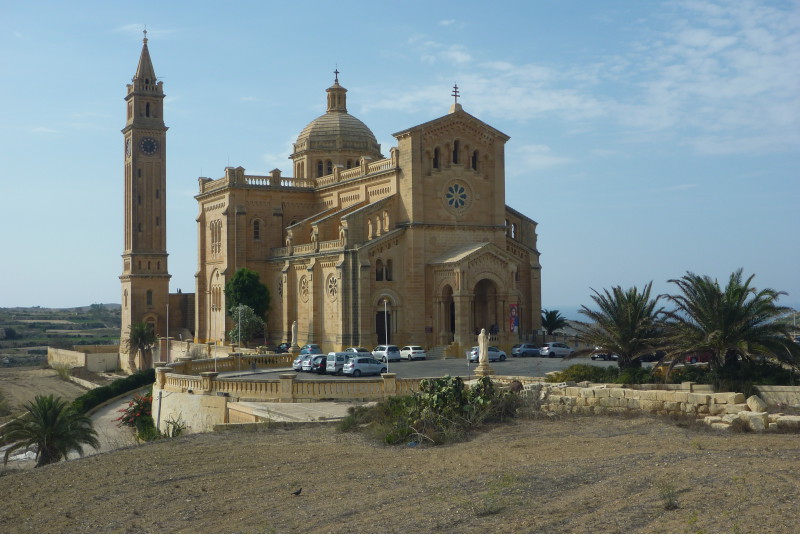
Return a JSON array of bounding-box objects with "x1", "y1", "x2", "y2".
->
[{"x1": 291, "y1": 488, "x2": 302, "y2": 496}]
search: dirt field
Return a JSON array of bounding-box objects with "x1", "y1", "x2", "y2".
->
[
  {"x1": 1, "y1": 369, "x2": 799, "y2": 533},
  {"x1": 0, "y1": 367, "x2": 89, "y2": 421}
]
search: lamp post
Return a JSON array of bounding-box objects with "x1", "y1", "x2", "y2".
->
[
  {"x1": 165, "y1": 303, "x2": 170, "y2": 364},
  {"x1": 384, "y1": 298, "x2": 389, "y2": 374}
]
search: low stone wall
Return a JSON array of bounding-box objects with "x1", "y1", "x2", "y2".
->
[
  {"x1": 48, "y1": 347, "x2": 120, "y2": 372},
  {"x1": 151, "y1": 355, "x2": 425, "y2": 434},
  {"x1": 530, "y1": 382, "x2": 800, "y2": 432}
]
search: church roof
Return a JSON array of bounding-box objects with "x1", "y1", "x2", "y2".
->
[{"x1": 292, "y1": 75, "x2": 381, "y2": 158}]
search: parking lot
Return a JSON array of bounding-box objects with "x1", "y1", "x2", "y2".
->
[{"x1": 252, "y1": 354, "x2": 619, "y2": 381}]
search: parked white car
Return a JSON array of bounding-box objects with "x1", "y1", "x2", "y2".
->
[
  {"x1": 400, "y1": 345, "x2": 427, "y2": 360},
  {"x1": 539, "y1": 342, "x2": 575, "y2": 358},
  {"x1": 372, "y1": 345, "x2": 401, "y2": 362}
]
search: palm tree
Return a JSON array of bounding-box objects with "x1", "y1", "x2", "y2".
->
[
  {"x1": 575, "y1": 282, "x2": 664, "y2": 369},
  {"x1": 662, "y1": 269, "x2": 800, "y2": 372},
  {"x1": 541, "y1": 309, "x2": 568, "y2": 335},
  {"x1": 1, "y1": 394, "x2": 100, "y2": 467},
  {"x1": 123, "y1": 322, "x2": 157, "y2": 371}
]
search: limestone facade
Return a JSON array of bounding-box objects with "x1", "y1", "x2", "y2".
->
[
  {"x1": 120, "y1": 38, "x2": 542, "y2": 355},
  {"x1": 195, "y1": 86, "x2": 542, "y2": 353}
]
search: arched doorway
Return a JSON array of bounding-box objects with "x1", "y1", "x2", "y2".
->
[
  {"x1": 473, "y1": 278, "x2": 499, "y2": 334},
  {"x1": 376, "y1": 298, "x2": 392, "y2": 345}
]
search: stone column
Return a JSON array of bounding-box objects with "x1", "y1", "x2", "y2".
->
[
  {"x1": 200, "y1": 371, "x2": 218, "y2": 394},
  {"x1": 155, "y1": 367, "x2": 169, "y2": 390},
  {"x1": 382, "y1": 373, "x2": 397, "y2": 398},
  {"x1": 279, "y1": 373, "x2": 295, "y2": 403}
]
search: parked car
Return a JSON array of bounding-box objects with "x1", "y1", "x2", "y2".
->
[
  {"x1": 540, "y1": 342, "x2": 574, "y2": 358},
  {"x1": 400, "y1": 345, "x2": 427, "y2": 360},
  {"x1": 307, "y1": 355, "x2": 327, "y2": 374},
  {"x1": 684, "y1": 351, "x2": 713, "y2": 364},
  {"x1": 372, "y1": 345, "x2": 401, "y2": 362},
  {"x1": 469, "y1": 346, "x2": 507, "y2": 362},
  {"x1": 511, "y1": 343, "x2": 539, "y2": 357},
  {"x1": 274, "y1": 342, "x2": 292, "y2": 353},
  {"x1": 343, "y1": 356, "x2": 387, "y2": 377},
  {"x1": 299, "y1": 344, "x2": 323, "y2": 355},
  {"x1": 292, "y1": 354, "x2": 314, "y2": 371},
  {"x1": 591, "y1": 352, "x2": 618, "y2": 361},
  {"x1": 325, "y1": 352, "x2": 353, "y2": 375},
  {"x1": 301, "y1": 354, "x2": 323, "y2": 372},
  {"x1": 639, "y1": 351, "x2": 666, "y2": 363},
  {"x1": 344, "y1": 347, "x2": 371, "y2": 354}
]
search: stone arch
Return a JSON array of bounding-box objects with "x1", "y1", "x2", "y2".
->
[{"x1": 374, "y1": 290, "x2": 402, "y2": 345}]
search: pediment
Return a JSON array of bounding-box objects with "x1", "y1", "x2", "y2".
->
[{"x1": 429, "y1": 241, "x2": 516, "y2": 271}]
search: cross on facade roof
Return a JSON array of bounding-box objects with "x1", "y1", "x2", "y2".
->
[{"x1": 452, "y1": 83, "x2": 460, "y2": 104}]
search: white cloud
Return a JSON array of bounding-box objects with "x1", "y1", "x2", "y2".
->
[
  {"x1": 513, "y1": 145, "x2": 570, "y2": 171},
  {"x1": 439, "y1": 19, "x2": 456, "y2": 27}
]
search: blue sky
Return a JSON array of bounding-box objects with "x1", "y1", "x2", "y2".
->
[{"x1": 1, "y1": 0, "x2": 798, "y2": 317}]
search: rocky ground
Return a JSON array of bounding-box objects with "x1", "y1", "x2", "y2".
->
[{"x1": 1, "y1": 368, "x2": 799, "y2": 533}]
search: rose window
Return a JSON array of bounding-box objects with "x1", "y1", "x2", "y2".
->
[
  {"x1": 446, "y1": 183, "x2": 467, "y2": 209},
  {"x1": 327, "y1": 275, "x2": 338, "y2": 301}
]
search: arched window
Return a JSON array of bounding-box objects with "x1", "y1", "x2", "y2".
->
[
  {"x1": 511, "y1": 223, "x2": 517, "y2": 238},
  {"x1": 146, "y1": 290, "x2": 153, "y2": 306},
  {"x1": 453, "y1": 140, "x2": 460, "y2": 164},
  {"x1": 386, "y1": 259, "x2": 393, "y2": 281},
  {"x1": 376, "y1": 259, "x2": 384, "y2": 281},
  {"x1": 155, "y1": 189, "x2": 159, "y2": 199},
  {"x1": 505, "y1": 219, "x2": 510, "y2": 236},
  {"x1": 326, "y1": 160, "x2": 333, "y2": 175},
  {"x1": 145, "y1": 103, "x2": 150, "y2": 117},
  {"x1": 317, "y1": 160, "x2": 323, "y2": 177},
  {"x1": 123, "y1": 290, "x2": 128, "y2": 308},
  {"x1": 433, "y1": 148, "x2": 440, "y2": 169},
  {"x1": 471, "y1": 150, "x2": 478, "y2": 170},
  {"x1": 137, "y1": 194, "x2": 141, "y2": 205},
  {"x1": 253, "y1": 219, "x2": 261, "y2": 240}
]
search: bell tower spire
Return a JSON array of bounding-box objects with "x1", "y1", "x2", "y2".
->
[{"x1": 120, "y1": 32, "x2": 170, "y2": 371}]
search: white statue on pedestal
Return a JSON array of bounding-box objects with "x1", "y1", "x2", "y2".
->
[{"x1": 478, "y1": 328, "x2": 488, "y2": 365}]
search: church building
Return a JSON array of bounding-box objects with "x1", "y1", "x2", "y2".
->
[{"x1": 121, "y1": 36, "x2": 542, "y2": 358}]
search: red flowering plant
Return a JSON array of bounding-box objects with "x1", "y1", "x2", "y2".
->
[{"x1": 115, "y1": 393, "x2": 155, "y2": 436}]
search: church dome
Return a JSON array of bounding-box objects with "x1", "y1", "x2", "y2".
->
[{"x1": 292, "y1": 77, "x2": 382, "y2": 158}]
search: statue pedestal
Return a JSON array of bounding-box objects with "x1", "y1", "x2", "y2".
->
[
  {"x1": 475, "y1": 362, "x2": 495, "y2": 376},
  {"x1": 290, "y1": 345, "x2": 301, "y2": 354}
]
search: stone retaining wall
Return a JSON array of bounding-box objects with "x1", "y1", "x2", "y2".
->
[{"x1": 529, "y1": 382, "x2": 800, "y2": 432}]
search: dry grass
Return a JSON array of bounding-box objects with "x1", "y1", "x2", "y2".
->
[{"x1": 1, "y1": 414, "x2": 799, "y2": 533}]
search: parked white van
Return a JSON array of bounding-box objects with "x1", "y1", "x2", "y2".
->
[{"x1": 325, "y1": 352, "x2": 352, "y2": 376}]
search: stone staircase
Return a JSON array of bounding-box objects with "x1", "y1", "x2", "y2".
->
[{"x1": 426, "y1": 344, "x2": 462, "y2": 360}]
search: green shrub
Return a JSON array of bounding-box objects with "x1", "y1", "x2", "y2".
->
[
  {"x1": 339, "y1": 376, "x2": 521, "y2": 446},
  {"x1": 71, "y1": 369, "x2": 155, "y2": 413}
]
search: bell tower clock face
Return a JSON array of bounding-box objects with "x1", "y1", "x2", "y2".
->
[{"x1": 139, "y1": 137, "x2": 159, "y2": 156}]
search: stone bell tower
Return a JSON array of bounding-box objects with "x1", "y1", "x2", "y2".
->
[{"x1": 120, "y1": 31, "x2": 170, "y2": 366}]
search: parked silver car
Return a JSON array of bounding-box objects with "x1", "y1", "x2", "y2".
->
[
  {"x1": 292, "y1": 354, "x2": 314, "y2": 371},
  {"x1": 343, "y1": 356, "x2": 387, "y2": 377},
  {"x1": 468, "y1": 346, "x2": 507, "y2": 362},
  {"x1": 372, "y1": 345, "x2": 401, "y2": 362},
  {"x1": 540, "y1": 342, "x2": 575, "y2": 358}
]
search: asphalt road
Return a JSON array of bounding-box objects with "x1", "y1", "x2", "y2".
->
[{"x1": 247, "y1": 355, "x2": 619, "y2": 381}]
